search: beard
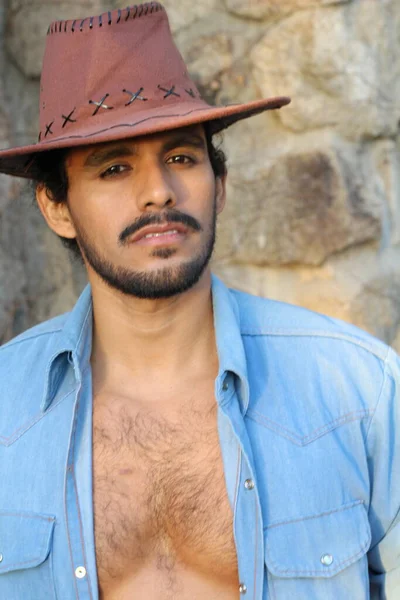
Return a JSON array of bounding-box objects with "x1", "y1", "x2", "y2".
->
[{"x1": 72, "y1": 201, "x2": 217, "y2": 300}]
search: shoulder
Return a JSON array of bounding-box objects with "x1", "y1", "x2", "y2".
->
[
  {"x1": 230, "y1": 287, "x2": 390, "y2": 362},
  {"x1": 0, "y1": 312, "x2": 70, "y2": 362},
  {"x1": 229, "y1": 288, "x2": 400, "y2": 432}
]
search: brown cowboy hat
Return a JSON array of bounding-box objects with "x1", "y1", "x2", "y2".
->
[{"x1": 0, "y1": 2, "x2": 290, "y2": 179}]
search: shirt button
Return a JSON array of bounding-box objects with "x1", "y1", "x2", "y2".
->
[
  {"x1": 321, "y1": 554, "x2": 334, "y2": 566},
  {"x1": 0, "y1": 554, "x2": 3, "y2": 563},
  {"x1": 75, "y1": 566, "x2": 87, "y2": 579},
  {"x1": 244, "y1": 478, "x2": 255, "y2": 490},
  {"x1": 222, "y1": 379, "x2": 229, "y2": 391},
  {"x1": 239, "y1": 583, "x2": 247, "y2": 594}
]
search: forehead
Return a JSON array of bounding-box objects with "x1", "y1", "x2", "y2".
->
[{"x1": 67, "y1": 124, "x2": 207, "y2": 166}]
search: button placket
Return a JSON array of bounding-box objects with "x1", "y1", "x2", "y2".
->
[
  {"x1": 219, "y1": 376, "x2": 264, "y2": 599},
  {"x1": 236, "y1": 465, "x2": 263, "y2": 598},
  {"x1": 65, "y1": 384, "x2": 92, "y2": 598}
]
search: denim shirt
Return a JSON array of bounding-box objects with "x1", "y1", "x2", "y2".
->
[{"x1": 0, "y1": 275, "x2": 399, "y2": 600}]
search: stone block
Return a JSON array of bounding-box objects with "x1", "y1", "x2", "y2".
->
[
  {"x1": 0, "y1": 249, "x2": 25, "y2": 344},
  {"x1": 224, "y1": 0, "x2": 351, "y2": 21},
  {"x1": 215, "y1": 136, "x2": 382, "y2": 266},
  {"x1": 161, "y1": 0, "x2": 220, "y2": 33},
  {"x1": 3, "y1": 59, "x2": 40, "y2": 143},
  {"x1": 185, "y1": 33, "x2": 233, "y2": 87},
  {"x1": 250, "y1": 0, "x2": 400, "y2": 140},
  {"x1": 176, "y1": 12, "x2": 263, "y2": 95}
]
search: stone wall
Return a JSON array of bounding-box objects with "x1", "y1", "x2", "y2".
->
[{"x1": 0, "y1": 0, "x2": 400, "y2": 349}]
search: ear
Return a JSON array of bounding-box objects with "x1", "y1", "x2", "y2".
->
[
  {"x1": 215, "y1": 174, "x2": 227, "y2": 215},
  {"x1": 35, "y1": 185, "x2": 77, "y2": 239}
]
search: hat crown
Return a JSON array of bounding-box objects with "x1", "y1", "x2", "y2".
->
[{"x1": 38, "y1": 3, "x2": 203, "y2": 143}]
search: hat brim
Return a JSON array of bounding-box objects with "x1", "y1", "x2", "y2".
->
[{"x1": 0, "y1": 96, "x2": 290, "y2": 179}]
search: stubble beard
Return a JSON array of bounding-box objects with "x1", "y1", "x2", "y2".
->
[{"x1": 72, "y1": 199, "x2": 217, "y2": 300}]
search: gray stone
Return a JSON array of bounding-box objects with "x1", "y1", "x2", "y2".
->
[
  {"x1": 215, "y1": 138, "x2": 382, "y2": 266},
  {"x1": 0, "y1": 107, "x2": 12, "y2": 211},
  {"x1": 350, "y1": 272, "x2": 400, "y2": 347},
  {"x1": 3, "y1": 58, "x2": 40, "y2": 144},
  {"x1": 0, "y1": 250, "x2": 25, "y2": 344},
  {"x1": 0, "y1": 182, "x2": 85, "y2": 341}
]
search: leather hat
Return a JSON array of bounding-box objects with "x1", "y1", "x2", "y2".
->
[{"x1": 0, "y1": 2, "x2": 291, "y2": 179}]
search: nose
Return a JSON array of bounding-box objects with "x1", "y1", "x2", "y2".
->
[{"x1": 136, "y1": 161, "x2": 177, "y2": 212}]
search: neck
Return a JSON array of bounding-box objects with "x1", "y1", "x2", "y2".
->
[{"x1": 90, "y1": 269, "x2": 218, "y2": 394}]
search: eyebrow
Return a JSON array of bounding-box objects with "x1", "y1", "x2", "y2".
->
[
  {"x1": 83, "y1": 132, "x2": 206, "y2": 168},
  {"x1": 162, "y1": 132, "x2": 206, "y2": 153},
  {"x1": 84, "y1": 145, "x2": 136, "y2": 167}
]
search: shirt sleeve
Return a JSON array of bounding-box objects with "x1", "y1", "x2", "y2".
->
[{"x1": 367, "y1": 347, "x2": 400, "y2": 599}]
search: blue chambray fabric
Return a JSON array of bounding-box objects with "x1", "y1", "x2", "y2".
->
[{"x1": 0, "y1": 275, "x2": 399, "y2": 599}]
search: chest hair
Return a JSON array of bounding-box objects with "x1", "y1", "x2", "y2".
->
[{"x1": 93, "y1": 399, "x2": 238, "y2": 586}]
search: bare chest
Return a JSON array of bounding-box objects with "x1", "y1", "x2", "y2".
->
[{"x1": 92, "y1": 399, "x2": 238, "y2": 595}]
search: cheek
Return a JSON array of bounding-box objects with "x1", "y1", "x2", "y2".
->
[
  {"x1": 68, "y1": 186, "x2": 130, "y2": 240},
  {"x1": 182, "y1": 169, "x2": 216, "y2": 211}
]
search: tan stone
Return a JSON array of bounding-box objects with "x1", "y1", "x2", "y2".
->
[
  {"x1": 215, "y1": 135, "x2": 382, "y2": 266},
  {"x1": 176, "y1": 12, "x2": 263, "y2": 99},
  {"x1": 250, "y1": 0, "x2": 400, "y2": 140},
  {"x1": 161, "y1": 0, "x2": 220, "y2": 33},
  {"x1": 224, "y1": 0, "x2": 351, "y2": 21},
  {"x1": 184, "y1": 33, "x2": 234, "y2": 87}
]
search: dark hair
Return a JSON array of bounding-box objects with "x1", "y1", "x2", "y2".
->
[{"x1": 31, "y1": 125, "x2": 227, "y2": 259}]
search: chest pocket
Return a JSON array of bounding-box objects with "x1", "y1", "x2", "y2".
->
[
  {"x1": 0, "y1": 510, "x2": 56, "y2": 600},
  {"x1": 264, "y1": 500, "x2": 371, "y2": 600}
]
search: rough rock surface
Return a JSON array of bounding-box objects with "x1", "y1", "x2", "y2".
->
[
  {"x1": 0, "y1": 0, "x2": 400, "y2": 348},
  {"x1": 216, "y1": 138, "x2": 382, "y2": 266},
  {"x1": 224, "y1": 0, "x2": 351, "y2": 20}
]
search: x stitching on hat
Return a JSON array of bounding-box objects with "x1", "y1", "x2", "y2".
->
[
  {"x1": 45, "y1": 121, "x2": 54, "y2": 137},
  {"x1": 158, "y1": 85, "x2": 180, "y2": 99},
  {"x1": 89, "y1": 94, "x2": 114, "y2": 116},
  {"x1": 185, "y1": 88, "x2": 196, "y2": 98},
  {"x1": 123, "y1": 88, "x2": 148, "y2": 105},
  {"x1": 62, "y1": 108, "x2": 77, "y2": 128}
]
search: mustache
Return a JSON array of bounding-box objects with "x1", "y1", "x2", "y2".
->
[{"x1": 119, "y1": 209, "x2": 202, "y2": 245}]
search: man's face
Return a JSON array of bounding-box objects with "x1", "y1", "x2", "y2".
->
[{"x1": 55, "y1": 125, "x2": 226, "y2": 299}]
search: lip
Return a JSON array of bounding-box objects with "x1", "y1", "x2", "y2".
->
[{"x1": 130, "y1": 222, "x2": 189, "y2": 244}]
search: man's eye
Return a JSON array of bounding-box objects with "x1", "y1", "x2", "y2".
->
[
  {"x1": 167, "y1": 155, "x2": 193, "y2": 165},
  {"x1": 100, "y1": 164, "x2": 130, "y2": 178}
]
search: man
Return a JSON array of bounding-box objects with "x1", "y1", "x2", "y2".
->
[{"x1": 0, "y1": 2, "x2": 398, "y2": 599}]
